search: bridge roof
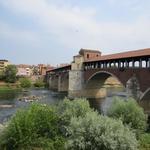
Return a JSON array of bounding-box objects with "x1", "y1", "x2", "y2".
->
[
  {"x1": 46, "y1": 64, "x2": 71, "y2": 72},
  {"x1": 85, "y1": 48, "x2": 150, "y2": 62}
]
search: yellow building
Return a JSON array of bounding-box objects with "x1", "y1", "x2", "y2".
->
[{"x1": 0, "y1": 60, "x2": 10, "y2": 72}]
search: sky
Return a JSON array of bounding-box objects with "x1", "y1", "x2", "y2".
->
[{"x1": 0, "y1": 0, "x2": 150, "y2": 65}]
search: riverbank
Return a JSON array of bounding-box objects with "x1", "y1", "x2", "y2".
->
[{"x1": 0, "y1": 85, "x2": 21, "y2": 93}]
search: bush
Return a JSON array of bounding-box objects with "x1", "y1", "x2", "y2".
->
[
  {"x1": 0, "y1": 103, "x2": 65, "y2": 150},
  {"x1": 139, "y1": 133, "x2": 150, "y2": 150},
  {"x1": 107, "y1": 97, "x2": 147, "y2": 136},
  {"x1": 34, "y1": 79, "x2": 45, "y2": 88},
  {"x1": 57, "y1": 98, "x2": 94, "y2": 129},
  {"x1": 66, "y1": 111, "x2": 138, "y2": 150},
  {"x1": 19, "y1": 77, "x2": 31, "y2": 88}
]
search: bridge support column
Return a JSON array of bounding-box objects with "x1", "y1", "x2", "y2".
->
[
  {"x1": 149, "y1": 58, "x2": 150, "y2": 68},
  {"x1": 49, "y1": 75, "x2": 59, "y2": 91},
  {"x1": 126, "y1": 74, "x2": 141, "y2": 100},
  {"x1": 68, "y1": 55, "x2": 85, "y2": 98},
  {"x1": 68, "y1": 70, "x2": 84, "y2": 98},
  {"x1": 58, "y1": 74, "x2": 69, "y2": 92}
]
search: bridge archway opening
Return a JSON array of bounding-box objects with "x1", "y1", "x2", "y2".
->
[
  {"x1": 139, "y1": 88, "x2": 150, "y2": 114},
  {"x1": 129, "y1": 61, "x2": 132, "y2": 67},
  {"x1": 142, "y1": 60, "x2": 146, "y2": 68},
  {"x1": 135, "y1": 61, "x2": 140, "y2": 67},
  {"x1": 85, "y1": 71, "x2": 125, "y2": 98}
]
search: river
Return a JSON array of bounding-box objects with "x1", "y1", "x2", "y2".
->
[
  {"x1": 0, "y1": 89, "x2": 66, "y2": 123},
  {"x1": 0, "y1": 87, "x2": 149, "y2": 123}
]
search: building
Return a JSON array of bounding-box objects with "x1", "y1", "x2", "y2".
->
[
  {"x1": 16, "y1": 64, "x2": 32, "y2": 76},
  {"x1": 79, "y1": 48, "x2": 101, "y2": 61},
  {"x1": 38, "y1": 64, "x2": 55, "y2": 76},
  {"x1": 0, "y1": 59, "x2": 10, "y2": 72}
]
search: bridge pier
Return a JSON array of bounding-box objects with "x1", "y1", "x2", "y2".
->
[
  {"x1": 58, "y1": 73, "x2": 69, "y2": 92},
  {"x1": 49, "y1": 75, "x2": 59, "y2": 91},
  {"x1": 68, "y1": 54, "x2": 107, "y2": 99},
  {"x1": 68, "y1": 54, "x2": 88, "y2": 98}
]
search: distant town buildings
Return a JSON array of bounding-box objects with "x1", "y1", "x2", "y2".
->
[
  {"x1": 0, "y1": 60, "x2": 10, "y2": 72},
  {"x1": 16, "y1": 64, "x2": 32, "y2": 77},
  {"x1": 16, "y1": 64, "x2": 55, "y2": 77},
  {"x1": 0, "y1": 58, "x2": 69, "y2": 77}
]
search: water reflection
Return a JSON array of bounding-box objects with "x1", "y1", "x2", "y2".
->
[
  {"x1": 87, "y1": 87, "x2": 127, "y2": 116},
  {"x1": 0, "y1": 87, "x2": 150, "y2": 123}
]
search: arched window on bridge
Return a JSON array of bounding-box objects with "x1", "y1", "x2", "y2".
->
[
  {"x1": 101, "y1": 63, "x2": 104, "y2": 68},
  {"x1": 115, "y1": 62, "x2": 119, "y2": 68},
  {"x1": 120, "y1": 62, "x2": 124, "y2": 68},
  {"x1": 107, "y1": 62, "x2": 110, "y2": 68},
  {"x1": 129, "y1": 61, "x2": 133, "y2": 68},
  {"x1": 134, "y1": 61, "x2": 140, "y2": 68},
  {"x1": 142, "y1": 60, "x2": 146, "y2": 68}
]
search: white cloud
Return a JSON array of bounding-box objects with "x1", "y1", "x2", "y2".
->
[{"x1": 0, "y1": 0, "x2": 150, "y2": 54}]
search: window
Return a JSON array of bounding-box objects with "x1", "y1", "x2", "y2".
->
[{"x1": 87, "y1": 54, "x2": 89, "y2": 58}]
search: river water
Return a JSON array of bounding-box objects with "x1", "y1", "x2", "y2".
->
[
  {"x1": 0, "y1": 88, "x2": 149, "y2": 123},
  {"x1": 0, "y1": 89, "x2": 65, "y2": 123}
]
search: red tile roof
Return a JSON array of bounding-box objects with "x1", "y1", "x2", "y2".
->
[
  {"x1": 85, "y1": 48, "x2": 150, "y2": 62},
  {"x1": 46, "y1": 64, "x2": 71, "y2": 72}
]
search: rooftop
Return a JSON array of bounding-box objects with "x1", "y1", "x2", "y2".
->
[
  {"x1": 0, "y1": 59, "x2": 9, "y2": 62},
  {"x1": 85, "y1": 48, "x2": 150, "y2": 62},
  {"x1": 79, "y1": 48, "x2": 101, "y2": 55}
]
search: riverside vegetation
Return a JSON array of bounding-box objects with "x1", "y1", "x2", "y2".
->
[
  {"x1": 0, "y1": 97, "x2": 149, "y2": 150},
  {"x1": 0, "y1": 64, "x2": 45, "y2": 93}
]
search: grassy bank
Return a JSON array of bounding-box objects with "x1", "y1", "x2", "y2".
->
[{"x1": 0, "y1": 82, "x2": 22, "y2": 99}]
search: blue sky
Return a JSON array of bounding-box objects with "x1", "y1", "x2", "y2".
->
[{"x1": 0, "y1": 0, "x2": 150, "y2": 65}]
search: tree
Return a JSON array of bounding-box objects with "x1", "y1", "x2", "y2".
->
[
  {"x1": 107, "y1": 97, "x2": 147, "y2": 136},
  {"x1": 66, "y1": 111, "x2": 138, "y2": 150},
  {"x1": 57, "y1": 98, "x2": 94, "y2": 132},
  {"x1": 4, "y1": 65, "x2": 17, "y2": 83},
  {"x1": 19, "y1": 78, "x2": 31, "y2": 88},
  {"x1": 0, "y1": 103, "x2": 65, "y2": 150},
  {"x1": 34, "y1": 79, "x2": 45, "y2": 87},
  {"x1": 0, "y1": 70, "x2": 5, "y2": 80}
]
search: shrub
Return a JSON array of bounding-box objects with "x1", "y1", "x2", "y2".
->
[
  {"x1": 19, "y1": 77, "x2": 31, "y2": 88},
  {"x1": 107, "y1": 97, "x2": 147, "y2": 136},
  {"x1": 57, "y1": 98, "x2": 94, "y2": 129},
  {"x1": 139, "y1": 133, "x2": 150, "y2": 150},
  {"x1": 66, "y1": 111, "x2": 138, "y2": 150},
  {"x1": 34, "y1": 79, "x2": 45, "y2": 88},
  {"x1": 0, "y1": 103, "x2": 65, "y2": 150}
]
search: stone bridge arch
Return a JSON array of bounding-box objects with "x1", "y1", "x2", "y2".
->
[
  {"x1": 83, "y1": 71, "x2": 124, "y2": 98},
  {"x1": 84, "y1": 68, "x2": 150, "y2": 99},
  {"x1": 140, "y1": 88, "x2": 150, "y2": 101}
]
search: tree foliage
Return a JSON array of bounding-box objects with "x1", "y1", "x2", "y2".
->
[
  {"x1": 66, "y1": 111, "x2": 138, "y2": 150},
  {"x1": 57, "y1": 98, "x2": 94, "y2": 129},
  {"x1": 0, "y1": 103, "x2": 65, "y2": 150},
  {"x1": 0, "y1": 98, "x2": 142, "y2": 150},
  {"x1": 34, "y1": 79, "x2": 45, "y2": 87},
  {"x1": 0, "y1": 70, "x2": 5, "y2": 80},
  {"x1": 19, "y1": 77, "x2": 31, "y2": 88},
  {"x1": 4, "y1": 65, "x2": 17, "y2": 83},
  {"x1": 107, "y1": 97, "x2": 147, "y2": 136}
]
